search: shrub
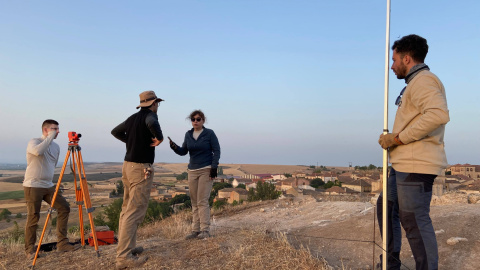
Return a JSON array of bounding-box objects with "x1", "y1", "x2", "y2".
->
[
  {"x1": 213, "y1": 200, "x2": 227, "y2": 210},
  {"x1": 143, "y1": 200, "x2": 173, "y2": 225},
  {"x1": 310, "y1": 178, "x2": 325, "y2": 188},
  {"x1": 1, "y1": 221, "x2": 24, "y2": 244},
  {"x1": 248, "y1": 182, "x2": 281, "y2": 202},
  {"x1": 0, "y1": 208, "x2": 12, "y2": 221}
]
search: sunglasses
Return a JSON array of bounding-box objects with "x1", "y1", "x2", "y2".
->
[
  {"x1": 191, "y1": 117, "x2": 203, "y2": 122},
  {"x1": 395, "y1": 87, "x2": 406, "y2": 106}
]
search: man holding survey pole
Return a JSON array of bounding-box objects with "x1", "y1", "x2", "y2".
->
[{"x1": 377, "y1": 34, "x2": 449, "y2": 270}]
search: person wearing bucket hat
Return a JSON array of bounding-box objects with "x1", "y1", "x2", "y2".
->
[
  {"x1": 136, "y1": 90, "x2": 164, "y2": 109},
  {"x1": 111, "y1": 90, "x2": 164, "y2": 269}
]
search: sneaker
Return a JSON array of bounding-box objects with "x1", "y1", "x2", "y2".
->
[
  {"x1": 185, "y1": 231, "x2": 200, "y2": 240},
  {"x1": 197, "y1": 231, "x2": 210, "y2": 239},
  {"x1": 131, "y1": 246, "x2": 144, "y2": 256},
  {"x1": 116, "y1": 256, "x2": 148, "y2": 270},
  {"x1": 57, "y1": 242, "x2": 82, "y2": 252}
]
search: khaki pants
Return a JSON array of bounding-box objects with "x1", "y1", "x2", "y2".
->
[
  {"x1": 24, "y1": 186, "x2": 70, "y2": 253},
  {"x1": 116, "y1": 161, "x2": 153, "y2": 261},
  {"x1": 188, "y1": 168, "x2": 213, "y2": 232}
]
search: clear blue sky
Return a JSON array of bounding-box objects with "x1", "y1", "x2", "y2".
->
[{"x1": 1, "y1": 1, "x2": 479, "y2": 166}]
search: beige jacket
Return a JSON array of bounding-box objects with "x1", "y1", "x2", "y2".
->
[{"x1": 390, "y1": 70, "x2": 449, "y2": 175}]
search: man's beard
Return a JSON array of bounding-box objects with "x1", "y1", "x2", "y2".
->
[{"x1": 395, "y1": 64, "x2": 408, "y2": 79}]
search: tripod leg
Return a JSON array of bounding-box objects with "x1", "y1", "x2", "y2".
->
[
  {"x1": 71, "y1": 150, "x2": 85, "y2": 247},
  {"x1": 77, "y1": 150, "x2": 100, "y2": 257},
  {"x1": 32, "y1": 149, "x2": 71, "y2": 268}
]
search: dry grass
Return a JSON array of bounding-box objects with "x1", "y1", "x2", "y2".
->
[
  {"x1": 0, "y1": 202, "x2": 332, "y2": 270},
  {"x1": 138, "y1": 210, "x2": 192, "y2": 240}
]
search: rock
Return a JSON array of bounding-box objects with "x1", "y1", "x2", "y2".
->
[
  {"x1": 260, "y1": 208, "x2": 265, "y2": 212},
  {"x1": 467, "y1": 193, "x2": 480, "y2": 204},
  {"x1": 435, "y1": 229, "x2": 445, "y2": 235},
  {"x1": 446, "y1": 237, "x2": 468, "y2": 245}
]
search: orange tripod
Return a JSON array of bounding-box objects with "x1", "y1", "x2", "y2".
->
[{"x1": 32, "y1": 135, "x2": 99, "y2": 268}]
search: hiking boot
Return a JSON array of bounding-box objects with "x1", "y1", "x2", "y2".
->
[
  {"x1": 57, "y1": 242, "x2": 82, "y2": 252},
  {"x1": 197, "y1": 231, "x2": 210, "y2": 239},
  {"x1": 116, "y1": 256, "x2": 148, "y2": 270},
  {"x1": 131, "y1": 246, "x2": 144, "y2": 256},
  {"x1": 26, "y1": 251, "x2": 44, "y2": 260},
  {"x1": 185, "y1": 231, "x2": 200, "y2": 240}
]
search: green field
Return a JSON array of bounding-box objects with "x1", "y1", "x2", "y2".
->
[{"x1": 0, "y1": 190, "x2": 24, "y2": 200}]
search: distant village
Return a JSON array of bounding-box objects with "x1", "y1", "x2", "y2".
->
[{"x1": 92, "y1": 163, "x2": 480, "y2": 204}]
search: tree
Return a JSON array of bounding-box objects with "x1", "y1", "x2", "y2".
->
[
  {"x1": 95, "y1": 198, "x2": 123, "y2": 232},
  {"x1": 176, "y1": 172, "x2": 188, "y2": 180},
  {"x1": 143, "y1": 200, "x2": 173, "y2": 225},
  {"x1": 247, "y1": 182, "x2": 281, "y2": 202},
  {"x1": 169, "y1": 194, "x2": 190, "y2": 205},
  {"x1": 324, "y1": 181, "x2": 335, "y2": 189},
  {"x1": 237, "y1": 184, "x2": 246, "y2": 189},
  {"x1": 310, "y1": 178, "x2": 325, "y2": 188},
  {"x1": 212, "y1": 182, "x2": 233, "y2": 193},
  {"x1": 368, "y1": 164, "x2": 377, "y2": 170},
  {"x1": 324, "y1": 180, "x2": 342, "y2": 189},
  {"x1": 284, "y1": 173, "x2": 292, "y2": 178},
  {"x1": 116, "y1": 180, "x2": 124, "y2": 195}
]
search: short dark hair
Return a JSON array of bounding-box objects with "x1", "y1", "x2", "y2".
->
[
  {"x1": 42, "y1": 119, "x2": 59, "y2": 129},
  {"x1": 187, "y1": 110, "x2": 206, "y2": 122},
  {"x1": 392, "y1": 34, "x2": 429, "y2": 63}
]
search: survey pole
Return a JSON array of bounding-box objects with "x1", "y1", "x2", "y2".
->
[{"x1": 382, "y1": 0, "x2": 391, "y2": 269}]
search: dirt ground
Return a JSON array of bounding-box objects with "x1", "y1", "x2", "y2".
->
[
  {"x1": 1, "y1": 193, "x2": 478, "y2": 270},
  {"x1": 2, "y1": 163, "x2": 478, "y2": 269},
  {"x1": 213, "y1": 194, "x2": 480, "y2": 270}
]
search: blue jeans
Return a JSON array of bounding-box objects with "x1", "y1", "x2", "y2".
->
[{"x1": 377, "y1": 168, "x2": 438, "y2": 270}]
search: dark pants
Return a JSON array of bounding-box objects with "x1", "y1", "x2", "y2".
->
[
  {"x1": 24, "y1": 187, "x2": 70, "y2": 253},
  {"x1": 377, "y1": 168, "x2": 438, "y2": 270},
  {"x1": 377, "y1": 169, "x2": 402, "y2": 270}
]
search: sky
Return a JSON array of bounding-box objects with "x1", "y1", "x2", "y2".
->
[{"x1": 0, "y1": 1, "x2": 479, "y2": 167}]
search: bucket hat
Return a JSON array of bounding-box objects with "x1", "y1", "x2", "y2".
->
[{"x1": 136, "y1": 90, "x2": 164, "y2": 109}]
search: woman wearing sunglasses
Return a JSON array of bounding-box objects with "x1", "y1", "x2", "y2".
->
[{"x1": 169, "y1": 109, "x2": 221, "y2": 240}]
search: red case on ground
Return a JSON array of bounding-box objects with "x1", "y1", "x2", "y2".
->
[{"x1": 88, "y1": 231, "x2": 117, "y2": 246}]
